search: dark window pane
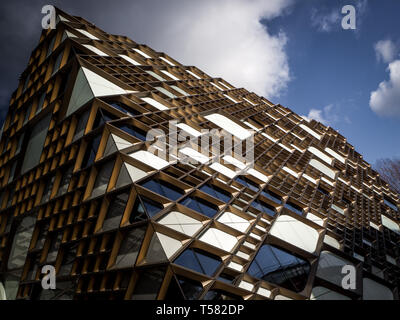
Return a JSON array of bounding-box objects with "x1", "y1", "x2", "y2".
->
[
  {"x1": 103, "y1": 192, "x2": 129, "y2": 231},
  {"x1": 115, "y1": 124, "x2": 147, "y2": 141},
  {"x1": 129, "y1": 197, "x2": 147, "y2": 223},
  {"x1": 200, "y1": 184, "x2": 231, "y2": 203},
  {"x1": 177, "y1": 276, "x2": 203, "y2": 300},
  {"x1": 110, "y1": 102, "x2": 140, "y2": 117},
  {"x1": 180, "y1": 196, "x2": 218, "y2": 218},
  {"x1": 131, "y1": 268, "x2": 166, "y2": 300},
  {"x1": 250, "y1": 199, "x2": 276, "y2": 217},
  {"x1": 285, "y1": 202, "x2": 303, "y2": 215},
  {"x1": 140, "y1": 196, "x2": 163, "y2": 218},
  {"x1": 235, "y1": 176, "x2": 259, "y2": 192},
  {"x1": 141, "y1": 179, "x2": 184, "y2": 201},
  {"x1": 81, "y1": 135, "x2": 101, "y2": 169},
  {"x1": 248, "y1": 244, "x2": 310, "y2": 292},
  {"x1": 174, "y1": 248, "x2": 221, "y2": 276},
  {"x1": 261, "y1": 189, "x2": 282, "y2": 204}
]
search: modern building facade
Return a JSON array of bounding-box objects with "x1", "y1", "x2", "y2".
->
[{"x1": 0, "y1": 8, "x2": 399, "y2": 300}]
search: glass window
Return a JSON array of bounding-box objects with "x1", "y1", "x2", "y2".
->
[
  {"x1": 250, "y1": 199, "x2": 276, "y2": 217},
  {"x1": 180, "y1": 196, "x2": 219, "y2": 218},
  {"x1": 174, "y1": 248, "x2": 221, "y2": 276},
  {"x1": 158, "y1": 211, "x2": 203, "y2": 236},
  {"x1": 23, "y1": 104, "x2": 32, "y2": 125},
  {"x1": 91, "y1": 161, "x2": 114, "y2": 198},
  {"x1": 52, "y1": 51, "x2": 63, "y2": 75},
  {"x1": 46, "y1": 233, "x2": 62, "y2": 262},
  {"x1": 114, "y1": 226, "x2": 146, "y2": 268},
  {"x1": 235, "y1": 176, "x2": 259, "y2": 192},
  {"x1": 285, "y1": 202, "x2": 303, "y2": 215},
  {"x1": 165, "y1": 276, "x2": 201, "y2": 300},
  {"x1": 102, "y1": 192, "x2": 129, "y2": 231},
  {"x1": 4, "y1": 273, "x2": 21, "y2": 300},
  {"x1": 140, "y1": 178, "x2": 184, "y2": 201},
  {"x1": 131, "y1": 268, "x2": 166, "y2": 300},
  {"x1": 199, "y1": 184, "x2": 231, "y2": 203},
  {"x1": 261, "y1": 189, "x2": 282, "y2": 204},
  {"x1": 42, "y1": 175, "x2": 55, "y2": 203},
  {"x1": 316, "y1": 251, "x2": 353, "y2": 287},
  {"x1": 7, "y1": 215, "x2": 36, "y2": 270},
  {"x1": 384, "y1": 197, "x2": 398, "y2": 211},
  {"x1": 21, "y1": 114, "x2": 51, "y2": 173},
  {"x1": 115, "y1": 123, "x2": 147, "y2": 141},
  {"x1": 73, "y1": 110, "x2": 90, "y2": 142},
  {"x1": 35, "y1": 92, "x2": 46, "y2": 115},
  {"x1": 59, "y1": 244, "x2": 77, "y2": 276},
  {"x1": 248, "y1": 244, "x2": 310, "y2": 292},
  {"x1": 57, "y1": 166, "x2": 73, "y2": 196},
  {"x1": 130, "y1": 195, "x2": 163, "y2": 220},
  {"x1": 81, "y1": 135, "x2": 101, "y2": 169},
  {"x1": 109, "y1": 101, "x2": 140, "y2": 117}
]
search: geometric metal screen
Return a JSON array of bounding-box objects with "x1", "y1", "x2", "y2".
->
[{"x1": 0, "y1": 7, "x2": 398, "y2": 300}]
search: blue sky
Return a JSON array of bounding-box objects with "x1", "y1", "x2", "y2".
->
[
  {"x1": 265, "y1": 0, "x2": 400, "y2": 164},
  {"x1": 0, "y1": 0, "x2": 399, "y2": 165}
]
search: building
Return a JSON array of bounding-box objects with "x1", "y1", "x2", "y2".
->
[{"x1": 0, "y1": 8, "x2": 399, "y2": 300}]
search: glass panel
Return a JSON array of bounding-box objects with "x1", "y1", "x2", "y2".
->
[
  {"x1": 174, "y1": 248, "x2": 221, "y2": 276},
  {"x1": 42, "y1": 175, "x2": 55, "y2": 203},
  {"x1": 140, "y1": 179, "x2": 184, "y2": 201},
  {"x1": 129, "y1": 197, "x2": 147, "y2": 223},
  {"x1": 285, "y1": 202, "x2": 303, "y2": 215},
  {"x1": 21, "y1": 114, "x2": 51, "y2": 173},
  {"x1": 102, "y1": 192, "x2": 129, "y2": 231},
  {"x1": 248, "y1": 244, "x2": 310, "y2": 292},
  {"x1": 109, "y1": 101, "x2": 140, "y2": 117},
  {"x1": 199, "y1": 184, "x2": 231, "y2": 203},
  {"x1": 73, "y1": 110, "x2": 90, "y2": 142},
  {"x1": 115, "y1": 124, "x2": 147, "y2": 141},
  {"x1": 176, "y1": 276, "x2": 203, "y2": 300},
  {"x1": 235, "y1": 176, "x2": 259, "y2": 192},
  {"x1": 35, "y1": 92, "x2": 46, "y2": 115},
  {"x1": 91, "y1": 161, "x2": 114, "y2": 197},
  {"x1": 131, "y1": 268, "x2": 166, "y2": 300},
  {"x1": 261, "y1": 189, "x2": 282, "y2": 204},
  {"x1": 52, "y1": 51, "x2": 63, "y2": 75},
  {"x1": 114, "y1": 226, "x2": 146, "y2": 269},
  {"x1": 81, "y1": 135, "x2": 101, "y2": 169},
  {"x1": 7, "y1": 215, "x2": 36, "y2": 269},
  {"x1": 140, "y1": 196, "x2": 163, "y2": 218},
  {"x1": 180, "y1": 196, "x2": 218, "y2": 218},
  {"x1": 250, "y1": 199, "x2": 276, "y2": 217},
  {"x1": 57, "y1": 166, "x2": 73, "y2": 196}
]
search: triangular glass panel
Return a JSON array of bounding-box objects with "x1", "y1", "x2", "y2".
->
[
  {"x1": 129, "y1": 196, "x2": 148, "y2": 223},
  {"x1": 144, "y1": 231, "x2": 182, "y2": 264},
  {"x1": 66, "y1": 68, "x2": 94, "y2": 117},
  {"x1": 114, "y1": 226, "x2": 146, "y2": 269},
  {"x1": 82, "y1": 67, "x2": 136, "y2": 97}
]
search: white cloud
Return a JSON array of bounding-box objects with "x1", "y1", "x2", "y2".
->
[
  {"x1": 303, "y1": 104, "x2": 340, "y2": 126},
  {"x1": 374, "y1": 40, "x2": 398, "y2": 63},
  {"x1": 310, "y1": 0, "x2": 368, "y2": 33},
  {"x1": 121, "y1": 0, "x2": 293, "y2": 98},
  {"x1": 370, "y1": 60, "x2": 400, "y2": 117},
  {"x1": 311, "y1": 8, "x2": 340, "y2": 32}
]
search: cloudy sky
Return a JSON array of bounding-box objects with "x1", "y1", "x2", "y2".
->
[{"x1": 0, "y1": 0, "x2": 399, "y2": 164}]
